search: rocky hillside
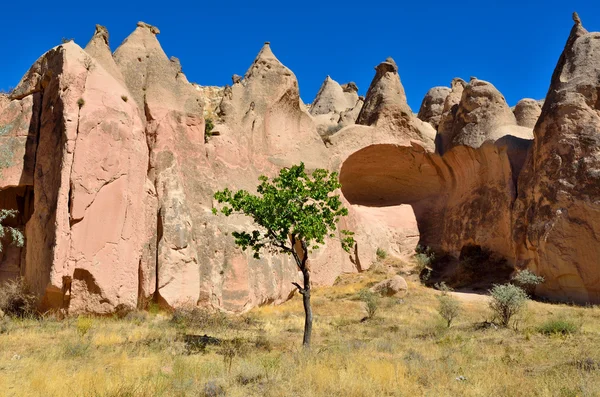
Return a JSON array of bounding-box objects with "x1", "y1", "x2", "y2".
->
[{"x1": 0, "y1": 14, "x2": 598, "y2": 314}]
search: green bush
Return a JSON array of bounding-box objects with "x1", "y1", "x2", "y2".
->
[
  {"x1": 538, "y1": 318, "x2": 578, "y2": 336},
  {"x1": 415, "y1": 245, "x2": 435, "y2": 281},
  {"x1": 205, "y1": 118, "x2": 214, "y2": 142},
  {"x1": 488, "y1": 284, "x2": 528, "y2": 327},
  {"x1": 436, "y1": 284, "x2": 461, "y2": 328},
  {"x1": 512, "y1": 269, "x2": 545, "y2": 295},
  {"x1": 376, "y1": 248, "x2": 387, "y2": 260},
  {"x1": 359, "y1": 289, "x2": 379, "y2": 319}
]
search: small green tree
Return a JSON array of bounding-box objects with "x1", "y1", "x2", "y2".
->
[
  {"x1": 213, "y1": 163, "x2": 354, "y2": 347},
  {"x1": 435, "y1": 282, "x2": 461, "y2": 328},
  {"x1": 512, "y1": 269, "x2": 545, "y2": 296},
  {"x1": 358, "y1": 289, "x2": 379, "y2": 319},
  {"x1": 489, "y1": 284, "x2": 528, "y2": 327}
]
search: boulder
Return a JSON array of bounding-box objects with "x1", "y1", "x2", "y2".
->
[{"x1": 370, "y1": 275, "x2": 408, "y2": 297}]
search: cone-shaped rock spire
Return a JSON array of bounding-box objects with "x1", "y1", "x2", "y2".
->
[
  {"x1": 356, "y1": 57, "x2": 412, "y2": 127},
  {"x1": 84, "y1": 24, "x2": 125, "y2": 86}
]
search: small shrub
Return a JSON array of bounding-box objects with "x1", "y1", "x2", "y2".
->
[
  {"x1": 83, "y1": 56, "x2": 95, "y2": 72},
  {"x1": 0, "y1": 278, "x2": 36, "y2": 318},
  {"x1": 488, "y1": 283, "x2": 528, "y2": 327},
  {"x1": 358, "y1": 289, "x2": 379, "y2": 319},
  {"x1": 77, "y1": 98, "x2": 85, "y2": 109},
  {"x1": 121, "y1": 95, "x2": 128, "y2": 102},
  {"x1": 0, "y1": 317, "x2": 11, "y2": 334},
  {"x1": 0, "y1": 209, "x2": 24, "y2": 252},
  {"x1": 415, "y1": 245, "x2": 435, "y2": 280},
  {"x1": 61, "y1": 37, "x2": 74, "y2": 44},
  {"x1": 436, "y1": 284, "x2": 461, "y2": 328},
  {"x1": 538, "y1": 318, "x2": 578, "y2": 336},
  {"x1": 124, "y1": 310, "x2": 148, "y2": 325},
  {"x1": 512, "y1": 269, "x2": 545, "y2": 295},
  {"x1": 254, "y1": 334, "x2": 272, "y2": 352},
  {"x1": 76, "y1": 316, "x2": 93, "y2": 336},
  {"x1": 376, "y1": 248, "x2": 387, "y2": 260},
  {"x1": 62, "y1": 339, "x2": 91, "y2": 358},
  {"x1": 220, "y1": 337, "x2": 246, "y2": 374},
  {"x1": 204, "y1": 118, "x2": 214, "y2": 142},
  {"x1": 171, "y1": 306, "x2": 230, "y2": 329}
]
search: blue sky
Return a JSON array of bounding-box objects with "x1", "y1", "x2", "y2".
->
[{"x1": 0, "y1": 1, "x2": 598, "y2": 110}]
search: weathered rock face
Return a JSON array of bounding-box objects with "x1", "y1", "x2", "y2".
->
[
  {"x1": 436, "y1": 78, "x2": 466, "y2": 154},
  {"x1": 417, "y1": 86, "x2": 451, "y2": 129},
  {"x1": 449, "y1": 79, "x2": 529, "y2": 149},
  {"x1": 513, "y1": 98, "x2": 542, "y2": 128},
  {"x1": 192, "y1": 84, "x2": 224, "y2": 121},
  {"x1": 514, "y1": 19, "x2": 600, "y2": 303},
  {"x1": 5, "y1": 42, "x2": 149, "y2": 313}
]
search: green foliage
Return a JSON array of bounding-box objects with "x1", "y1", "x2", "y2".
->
[
  {"x1": 435, "y1": 283, "x2": 461, "y2": 328},
  {"x1": 415, "y1": 245, "x2": 435, "y2": 280},
  {"x1": 0, "y1": 277, "x2": 36, "y2": 318},
  {"x1": 358, "y1": 289, "x2": 379, "y2": 319},
  {"x1": 489, "y1": 284, "x2": 528, "y2": 327},
  {"x1": 76, "y1": 316, "x2": 93, "y2": 337},
  {"x1": 376, "y1": 248, "x2": 387, "y2": 260},
  {"x1": 538, "y1": 318, "x2": 579, "y2": 336},
  {"x1": 77, "y1": 98, "x2": 85, "y2": 109},
  {"x1": 0, "y1": 209, "x2": 24, "y2": 253},
  {"x1": 205, "y1": 118, "x2": 214, "y2": 142},
  {"x1": 213, "y1": 163, "x2": 355, "y2": 260},
  {"x1": 512, "y1": 269, "x2": 545, "y2": 295}
]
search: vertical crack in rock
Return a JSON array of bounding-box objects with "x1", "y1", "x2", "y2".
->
[{"x1": 153, "y1": 208, "x2": 163, "y2": 303}]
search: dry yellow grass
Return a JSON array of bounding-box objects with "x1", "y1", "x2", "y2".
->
[{"x1": 1, "y1": 259, "x2": 600, "y2": 396}]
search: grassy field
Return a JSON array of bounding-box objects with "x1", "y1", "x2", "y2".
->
[{"x1": 1, "y1": 258, "x2": 600, "y2": 396}]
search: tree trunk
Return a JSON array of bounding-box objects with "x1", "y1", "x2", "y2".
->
[{"x1": 301, "y1": 267, "x2": 312, "y2": 348}]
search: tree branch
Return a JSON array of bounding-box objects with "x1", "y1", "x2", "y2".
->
[{"x1": 292, "y1": 282, "x2": 305, "y2": 294}]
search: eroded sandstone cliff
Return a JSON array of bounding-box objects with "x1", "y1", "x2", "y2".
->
[{"x1": 1, "y1": 14, "x2": 599, "y2": 312}]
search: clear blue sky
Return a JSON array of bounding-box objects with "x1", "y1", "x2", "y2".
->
[{"x1": 0, "y1": 1, "x2": 598, "y2": 110}]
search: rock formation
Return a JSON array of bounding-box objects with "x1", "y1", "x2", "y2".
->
[
  {"x1": 417, "y1": 86, "x2": 451, "y2": 129},
  {"x1": 513, "y1": 98, "x2": 542, "y2": 128},
  {"x1": 308, "y1": 76, "x2": 363, "y2": 141},
  {"x1": 1, "y1": 14, "x2": 599, "y2": 312},
  {"x1": 513, "y1": 17, "x2": 600, "y2": 303}
]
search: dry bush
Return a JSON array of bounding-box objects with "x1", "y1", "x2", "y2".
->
[{"x1": 0, "y1": 277, "x2": 37, "y2": 318}]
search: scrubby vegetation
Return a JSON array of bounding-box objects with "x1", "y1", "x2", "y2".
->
[
  {"x1": 435, "y1": 282, "x2": 461, "y2": 328},
  {"x1": 488, "y1": 283, "x2": 528, "y2": 327},
  {"x1": 204, "y1": 118, "x2": 214, "y2": 142},
  {"x1": 2, "y1": 257, "x2": 599, "y2": 396}
]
